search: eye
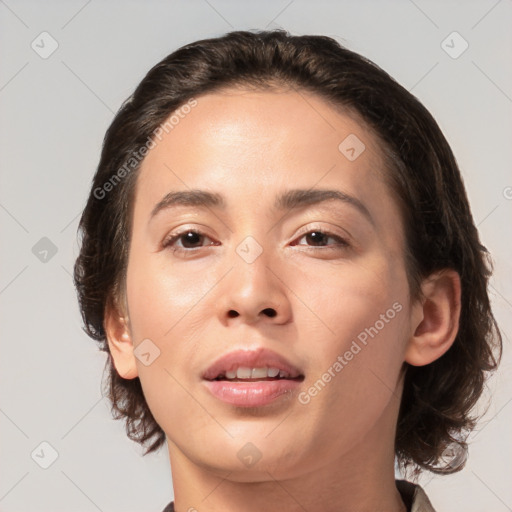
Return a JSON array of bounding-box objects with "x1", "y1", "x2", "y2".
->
[
  {"x1": 162, "y1": 229, "x2": 217, "y2": 253},
  {"x1": 292, "y1": 229, "x2": 349, "y2": 249},
  {"x1": 162, "y1": 227, "x2": 350, "y2": 255}
]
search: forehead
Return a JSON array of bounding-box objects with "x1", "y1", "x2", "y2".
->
[{"x1": 135, "y1": 87, "x2": 390, "y2": 206}]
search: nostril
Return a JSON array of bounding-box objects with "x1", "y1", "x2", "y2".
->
[{"x1": 226, "y1": 308, "x2": 276, "y2": 319}]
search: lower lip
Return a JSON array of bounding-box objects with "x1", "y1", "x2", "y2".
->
[{"x1": 203, "y1": 379, "x2": 302, "y2": 407}]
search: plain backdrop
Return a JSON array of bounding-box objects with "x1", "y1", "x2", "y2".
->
[{"x1": 0, "y1": 1, "x2": 511, "y2": 511}]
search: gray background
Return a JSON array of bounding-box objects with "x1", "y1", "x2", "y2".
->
[{"x1": 1, "y1": 0, "x2": 511, "y2": 511}]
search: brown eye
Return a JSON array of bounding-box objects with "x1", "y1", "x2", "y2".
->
[
  {"x1": 162, "y1": 230, "x2": 215, "y2": 251},
  {"x1": 293, "y1": 230, "x2": 349, "y2": 248}
]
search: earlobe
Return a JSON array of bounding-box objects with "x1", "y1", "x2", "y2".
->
[
  {"x1": 404, "y1": 269, "x2": 461, "y2": 367},
  {"x1": 104, "y1": 301, "x2": 139, "y2": 380}
]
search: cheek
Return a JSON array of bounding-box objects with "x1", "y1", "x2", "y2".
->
[
  {"x1": 293, "y1": 254, "x2": 410, "y2": 411},
  {"x1": 125, "y1": 253, "x2": 214, "y2": 340},
  {"x1": 294, "y1": 253, "x2": 409, "y2": 350},
  {"x1": 123, "y1": 255, "x2": 217, "y2": 433}
]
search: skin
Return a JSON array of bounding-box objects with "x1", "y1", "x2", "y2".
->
[{"x1": 106, "y1": 87, "x2": 461, "y2": 512}]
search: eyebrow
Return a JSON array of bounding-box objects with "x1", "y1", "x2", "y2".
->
[{"x1": 149, "y1": 188, "x2": 374, "y2": 226}]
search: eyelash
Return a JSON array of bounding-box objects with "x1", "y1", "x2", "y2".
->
[{"x1": 161, "y1": 227, "x2": 350, "y2": 255}]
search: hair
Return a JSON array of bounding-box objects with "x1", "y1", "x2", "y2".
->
[{"x1": 73, "y1": 29, "x2": 502, "y2": 479}]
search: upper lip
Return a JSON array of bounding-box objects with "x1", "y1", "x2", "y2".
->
[{"x1": 202, "y1": 348, "x2": 304, "y2": 380}]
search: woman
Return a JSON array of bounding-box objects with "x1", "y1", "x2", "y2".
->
[{"x1": 74, "y1": 30, "x2": 502, "y2": 512}]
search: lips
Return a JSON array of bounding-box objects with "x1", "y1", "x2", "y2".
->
[
  {"x1": 202, "y1": 348, "x2": 304, "y2": 382},
  {"x1": 202, "y1": 348, "x2": 305, "y2": 407}
]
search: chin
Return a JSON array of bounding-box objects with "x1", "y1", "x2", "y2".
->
[
  {"x1": 195, "y1": 442, "x2": 307, "y2": 481},
  {"x1": 205, "y1": 459, "x2": 299, "y2": 482}
]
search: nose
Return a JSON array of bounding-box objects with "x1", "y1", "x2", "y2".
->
[{"x1": 217, "y1": 250, "x2": 292, "y2": 326}]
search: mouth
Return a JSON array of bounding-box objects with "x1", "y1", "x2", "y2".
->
[
  {"x1": 202, "y1": 348, "x2": 305, "y2": 407},
  {"x1": 210, "y1": 366, "x2": 304, "y2": 382},
  {"x1": 202, "y1": 348, "x2": 305, "y2": 382}
]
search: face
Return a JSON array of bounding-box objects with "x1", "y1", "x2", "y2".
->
[{"x1": 121, "y1": 88, "x2": 416, "y2": 480}]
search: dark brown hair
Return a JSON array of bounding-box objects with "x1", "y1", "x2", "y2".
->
[{"x1": 73, "y1": 29, "x2": 502, "y2": 478}]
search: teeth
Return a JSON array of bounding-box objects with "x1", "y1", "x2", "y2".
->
[
  {"x1": 267, "y1": 367, "x2": 280, "y2": 378},
  {"x1": 251, "y1": 367, "x2": 268, "y2": 378},
  {"x1": 220, "y1": 367, "x2": 287, "y2": 380},
  {"x1": 236, "y1": 367, "x2": 252, "y2": 379}
]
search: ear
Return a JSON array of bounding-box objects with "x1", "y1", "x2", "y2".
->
[
  {"x1": 404, "y1": 269, "x2": 461, "y2": 366},
  {"x1": 104, "y1": 298, "x2": 139, "y2": 379}
]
